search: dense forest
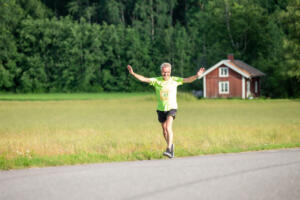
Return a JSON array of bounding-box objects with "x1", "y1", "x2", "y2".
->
[{"x1": 0, "y1": 0, "x2": 299, "y2": 97}]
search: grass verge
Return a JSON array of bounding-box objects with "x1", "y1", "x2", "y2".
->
[{"x1": 0, "y1": 92, "x2": 152, "y2": 101}]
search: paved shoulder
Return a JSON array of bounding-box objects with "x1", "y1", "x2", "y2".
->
[{"x1": 1, "y1": 148, "x2": 300, "y2": 200}]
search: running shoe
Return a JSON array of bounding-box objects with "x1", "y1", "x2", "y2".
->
[
  {"x1": 163, "y1": 148, "x2": 172, "y2": 158},
  {"x1": 171, "y1": 144, "x2": 175, "y2": 158}
]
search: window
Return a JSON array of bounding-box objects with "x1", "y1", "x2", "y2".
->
[
  {"x1": 219, "y1": 67, "x2": 229, "y2": 77},
  {"x1": 219, "y1": 81, "x2": 229, "y2": 94}
]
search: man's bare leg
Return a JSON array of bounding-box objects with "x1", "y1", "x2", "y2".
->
[
  {"x1": 165, "y1": 116, "x2": 174, "y2": 150},
  {"x1": 161, "y1": 122, "x2": 168, "y2": 143}
]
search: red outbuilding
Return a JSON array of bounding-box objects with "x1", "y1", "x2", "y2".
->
[{"x1": 201, "y1": 54, "x2": 265, "y2": 99}]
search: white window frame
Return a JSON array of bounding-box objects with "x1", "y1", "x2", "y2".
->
[
  {"x1": 219, "y1": 67, "x2": 229, "y2": 77},
  {"x1": 219, "y1": 81, "x2": 229, "y2": 94}
]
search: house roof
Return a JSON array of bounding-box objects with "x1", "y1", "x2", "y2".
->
[
  {"x1": 199, "y1": 59, "x2": 265, "y2": 79},
  {"x1": 230, "y1": 60, "x2": 265, "y2": 77}
]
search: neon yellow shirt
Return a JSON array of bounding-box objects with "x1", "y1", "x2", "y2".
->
[{"x1": 149, "y1": 77, "x2": 184, "y2": 111}]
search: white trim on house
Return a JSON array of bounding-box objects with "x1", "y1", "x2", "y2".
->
[
  {"x1": 201, "y1": 60, "x2": 250, "y2": 79},
  {"x1": 242, "y1": 77, "x2": 245, "y2": 99},
  {"x1": 203, "y1": 76, "x2": 206, "y2": 98},
  {"x1": 200, "y1": 60, "x2": 224, "y2": 78},
  {"x1": 219, "y1": 67, "x2": 229, "y2": 77},
  {"x1": 219, "y1": 81, "x2": 229, "y2": 94}
]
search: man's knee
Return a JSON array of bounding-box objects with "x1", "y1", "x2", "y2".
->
[
  {"x1": 166, "y1": 126, "x2": 172, "y2": 133},
  {"x1": 162, "y1": 128, "x2": 167, "y2": 134},
  {"x1": 162, "y1": 123, "x2": 167, "y2": 132}
]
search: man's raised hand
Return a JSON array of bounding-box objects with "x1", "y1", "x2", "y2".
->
[
  {"x1": 127, "y1": 65, "x2": 134, "y2": 75},
  {"x1": 197, "y1": 67, "x2": 205, "y2": 78}
]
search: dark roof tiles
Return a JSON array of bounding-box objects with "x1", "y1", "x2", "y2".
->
[{"x1": 230, "y1": 60, "x2": 265, "y2": 77}]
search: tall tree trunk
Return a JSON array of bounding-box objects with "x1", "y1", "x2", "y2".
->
[
  {"x1": 225, "y1": 1, "x2": 237, "y2": 50},
  {"x1": 150, "y1": 0, "x2": 155, "y2": 41}
]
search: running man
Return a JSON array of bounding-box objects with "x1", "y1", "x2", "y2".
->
[{"x1": 127, "y1": 63, "x2": 205, "y2": 158}]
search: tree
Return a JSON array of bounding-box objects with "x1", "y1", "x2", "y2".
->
[
  {"x1": 0, "y1": 0, "x2": 298, "y2": 96},
  {"x1": 0, "y1": 0, "x2": 50, "y2": 92},
  {"x1": 280, "y1": 0, "x2": 300, "y2": 96},
  {"x1": 17, "y1": 16, "x2": 106, "y2": 92},
  {"x1": 67, "y1": 0, "x2": 97, "y2": 23},
  {"x1": 0, "y1": 0, "x2": 21, "y2": 91}
]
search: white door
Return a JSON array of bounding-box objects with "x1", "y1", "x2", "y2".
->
[{"x1": 247, "y1": 80, "x2": 251, "y2": 98}]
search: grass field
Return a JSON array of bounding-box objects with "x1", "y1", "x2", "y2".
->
[{"x1": 0, "y1": 93, "x2": 300, "y2": 169}]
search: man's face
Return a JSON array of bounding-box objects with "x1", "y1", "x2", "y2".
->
[{"x1": 161, "y1": 66, "x2": 171, "y2": 80}]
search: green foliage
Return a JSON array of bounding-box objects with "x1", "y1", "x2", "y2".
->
[
  {"x1": 17, "y1": 17, "x2": 106, "y2": 92},
  {"x1": 0, "y1": 0, "x2": 299, "y2": 96},
  {"x1": 279, "y1": 0, "x2": 300, "y2": 96},
  {"x1": 0, "y1": 0, "x2": 23, "y2": 91}
]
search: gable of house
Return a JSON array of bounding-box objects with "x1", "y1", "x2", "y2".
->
[
  {"x1": 200, "y1": 59, "x2": 265, "y2": 79},
  {"x1": 204, "y1": 64, "x2": 243, "y2": 98}
]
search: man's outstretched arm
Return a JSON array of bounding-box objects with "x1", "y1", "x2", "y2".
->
[
  {"x1": 127, "y1": 65, "x2": 151, "y2": 83},
  {"x1": 183, "y1": 67, "x2": 205, "y2": 83}
]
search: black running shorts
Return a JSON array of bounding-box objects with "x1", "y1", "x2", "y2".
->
[{"x1": 156, "y1": 109, "x2": 177, "y2": 123}]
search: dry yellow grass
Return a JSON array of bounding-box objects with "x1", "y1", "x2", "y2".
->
[{"x1": 0, "y1": 94, "x2": 300, "y2": 169}]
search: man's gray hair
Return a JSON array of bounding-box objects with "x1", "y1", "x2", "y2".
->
[{"x1": 160, "y1": 63, "x2": 172, "y2": 71}]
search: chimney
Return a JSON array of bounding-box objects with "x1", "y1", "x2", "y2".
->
[{"x1": 227, "y1": 54, "x2": 234, "y2": 61}]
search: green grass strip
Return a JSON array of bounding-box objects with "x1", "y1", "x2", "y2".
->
[
  {"x1": 0, "y1": 92, "x2": 152, "y2": 101},
  {"x1": 1, "y1": 144, "x2": 299, "y2": 170}
]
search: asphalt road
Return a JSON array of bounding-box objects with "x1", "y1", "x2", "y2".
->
[{"x1": 1, "y1": 148, "x2": 300, "y2": 200}]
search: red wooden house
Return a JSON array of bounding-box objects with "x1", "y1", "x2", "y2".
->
[{"x1": 200, "y1": 54, "x2": 265, "y2": 99}]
